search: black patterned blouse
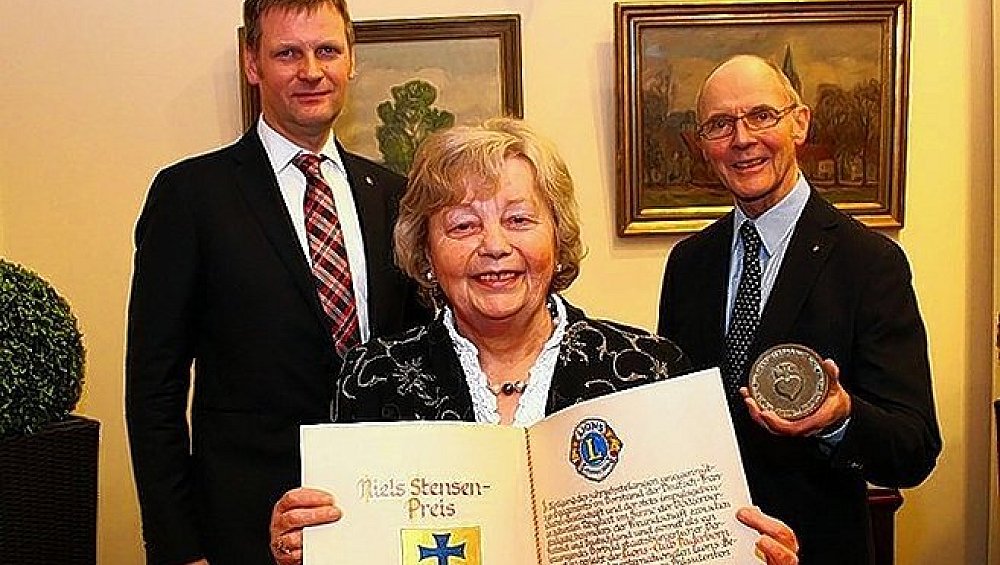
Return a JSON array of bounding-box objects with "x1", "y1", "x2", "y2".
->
[{"x1": 331, "y1": 299, "x2": 691, "y2": 423}]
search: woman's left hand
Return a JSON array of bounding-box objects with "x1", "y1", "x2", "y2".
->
[
  {"x1": 736, "y1": 506, "x2": 799, "y2": 565},
  {"x1": 270, "y1": 487, "x2": 342, "y2": 565}
]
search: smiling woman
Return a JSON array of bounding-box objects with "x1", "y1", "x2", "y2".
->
[
  {"x1": 425, "y1": 156, "x2": 556, "y2": 331},
  {"x1": 361, "y1": 118, "x2": 681, "y2": 427},
  {"x1": 265, "y1": 118, "x2": 802, "y2": 565}
]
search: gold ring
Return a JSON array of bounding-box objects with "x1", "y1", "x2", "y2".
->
[{"x1": 274, "y1": 538, "x2": 293, "y2": 555}]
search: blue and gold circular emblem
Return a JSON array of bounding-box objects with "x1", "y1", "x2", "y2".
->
[{"x1": 568, "y1": 418, "x2": 622, "y2": 482}]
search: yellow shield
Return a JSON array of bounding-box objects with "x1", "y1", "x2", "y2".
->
[{"x1": 400, "y1": 527, "x2": 482, "y2": 565}]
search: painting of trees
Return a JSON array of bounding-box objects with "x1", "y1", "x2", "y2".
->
[
  {"x1": 375, "y1": 80, "x2": 456, "y2": 176},
  {"x1": 640, "y1": 68, "x2": 674, "y2": 186},
  {"x1": 809, "y1": 80, "x2": 882, "y2": 187},
  {"x1": 638, "y1": 65, "x2": 721, "y2": 207},
  {"x1": 617, "y1": 1, "x2": 909, "y2": 233},
  {"x1": 852, "y1": 79, "x2": 883, "y2": 185}
]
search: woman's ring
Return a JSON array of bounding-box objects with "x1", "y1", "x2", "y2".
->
[{"x1": 274, "y1": 537, "x2": 293, "y2": 555}]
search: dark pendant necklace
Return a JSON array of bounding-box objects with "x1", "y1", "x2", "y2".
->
[{"x1": 488, "y1": 381, "x2": 528, "y2": 396}]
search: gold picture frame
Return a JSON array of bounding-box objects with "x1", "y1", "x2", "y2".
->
[{"x1": 615, "y1": 1, "x2": 911, "y2": 235}]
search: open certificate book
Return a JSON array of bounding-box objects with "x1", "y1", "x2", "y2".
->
[{"x1": 301, "y1": 368, "x2": 759, "y2": 565}]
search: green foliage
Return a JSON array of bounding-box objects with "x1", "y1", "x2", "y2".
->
[
  {"x1": 0, "y1": 259, "x2": 85, "y2": 438},
  {"x1": 375, "y1": 79, "x2": 456, "y2": 175}
]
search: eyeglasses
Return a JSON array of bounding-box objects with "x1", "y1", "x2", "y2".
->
[{"x1": 697, "y1": 104, "x2": 799, "y2": 141}]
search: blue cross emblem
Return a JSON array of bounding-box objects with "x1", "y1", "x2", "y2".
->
[{"x1": 418, "y1": 532, "x2": 466, "y2": 565}]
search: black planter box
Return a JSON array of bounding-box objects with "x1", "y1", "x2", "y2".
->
[{"x1": 0, "y1": 415, "x2": 99, "y2": 565}]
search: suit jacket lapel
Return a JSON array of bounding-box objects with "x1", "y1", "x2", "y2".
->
[
  {"x1": 232, "y1": 129, "x2": 331, "y2": 334},
  {"x1": 699, "y1": 214, "x2": 736, "y2": 358},
  {"x1": 755, "y1": 191, "x2": 838, "y2": 349}
]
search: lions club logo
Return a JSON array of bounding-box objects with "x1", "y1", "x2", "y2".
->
[{"x1": 569, "y1": 418, "x2": 622, "y2": 482}]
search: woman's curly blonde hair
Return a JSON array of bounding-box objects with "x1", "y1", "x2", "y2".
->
[{"x1": 394, "y1": 118, "x2": 584, "y2": 303}]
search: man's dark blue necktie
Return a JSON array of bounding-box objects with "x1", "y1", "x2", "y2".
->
[{"x1": 722, "y1": 221, "x2": 763, "y2": 403}]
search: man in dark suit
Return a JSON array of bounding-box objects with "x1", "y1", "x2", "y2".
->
[
  {"x1": 658, "y1": 55, "x2": 941, "y2": 564},
  {"x1": 125, "y1": 1, "x2": 423, "y2": 564}
]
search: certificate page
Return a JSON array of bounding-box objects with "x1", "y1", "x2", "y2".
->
[
  {"x1": 301, "y1": 421, "x2": 538, "y2": 565},
  {"x1": 527, "y1": 368, "x2": 759, "y2": 565}
]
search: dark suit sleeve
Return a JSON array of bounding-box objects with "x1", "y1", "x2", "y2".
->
[
  {"x1": 657, "y1": 239, "x2": 715, "y2": 370},
  {"x1": 125, "y1": 169, "x2": 204, "y2": 564},
  {"x1": 831, "y1": 242, "x2": 941, "y2": 487}
]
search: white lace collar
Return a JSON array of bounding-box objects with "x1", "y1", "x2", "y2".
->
[{"x1": 442, "y1": 295, "x2": 568, "y2": 426}]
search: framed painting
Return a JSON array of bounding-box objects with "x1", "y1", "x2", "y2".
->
[
  {"x1": 615, "y1": 1, "x2": 911, "y2": 235},
  {"x1": 240, "y1": 14, "x2": 522, "y2": 175}
]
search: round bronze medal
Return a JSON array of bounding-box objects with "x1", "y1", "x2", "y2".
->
[{"x1": 748, "y1": 344, "x2": 828, "y2": 420}]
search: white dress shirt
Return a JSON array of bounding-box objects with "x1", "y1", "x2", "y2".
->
[
  {"x1": 257, "y1": 119, "x2": 371, "y2": 341},
  {"x1": 725, "y1": 174, "x2": 811, "y2": 332},
  {"x1": 725, "y1": 175, "x2": 849, "y2": 443}
]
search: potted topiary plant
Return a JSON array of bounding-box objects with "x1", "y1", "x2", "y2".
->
[{"x1": 0, "y1": 258, "x2": 98, "y2": 565}]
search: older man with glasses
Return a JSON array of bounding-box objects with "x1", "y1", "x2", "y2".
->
[{"x1": 657, "y1": 54, "x2": 941, "y2": 564}]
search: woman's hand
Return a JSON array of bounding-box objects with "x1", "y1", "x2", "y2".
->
[
  {"x1": 269, "y1": 487, "x2": 342, "y2": 565},
  {"x1": 737, "y1": 506, "x2": 799, "y2": 565}
]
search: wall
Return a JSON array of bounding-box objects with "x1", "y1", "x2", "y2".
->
[
  {"x1": 0, "y1": 0, "x2": 991, "y2": 563},
  {"x1": 992, "y1": 0, "x2": 1000, "y2": 557},
  {"x1": 0, "y1": 2, "x2": 245, "y2": 562},
  {"x1": 898, "y1": 0, "x2": 994, "y2": 562}
]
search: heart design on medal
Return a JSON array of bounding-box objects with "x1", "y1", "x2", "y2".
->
[{"x1": 771, "y1": 362, "x2": 803, "y2": 401}]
